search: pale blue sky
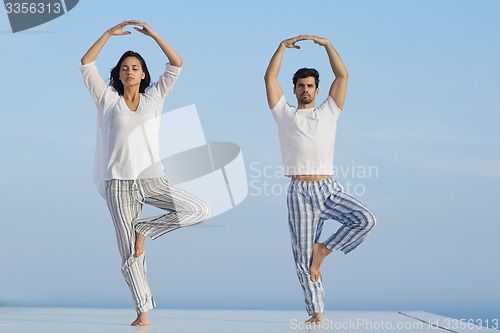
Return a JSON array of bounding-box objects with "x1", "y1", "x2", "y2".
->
[{"x1": 1, "y1": 0, "x2": 499, "y2": 321}]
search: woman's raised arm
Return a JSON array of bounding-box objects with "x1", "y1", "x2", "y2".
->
[
  {"x1": 81, "y1": 21, "x2": 134, "y2": 65},
  {"x1": 130, "y1": 20, "x2": 183, "y2": 68}
]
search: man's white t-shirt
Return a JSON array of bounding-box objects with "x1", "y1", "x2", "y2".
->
[
  {"x1": 270, "y1": 95, "x2": 342, "y2": 176},
  {"x1": 80, "y1": 61, "x2": 181, "y2": 197}
]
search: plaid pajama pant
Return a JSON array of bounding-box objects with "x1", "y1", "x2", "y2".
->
[
  {"x1": 105, "y1": 176, "x2": 209, "y2": 313},
  {"x1": 287, "y1": 177, "x2": 376, "y2": 315}
]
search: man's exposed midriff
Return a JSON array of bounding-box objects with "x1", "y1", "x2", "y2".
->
[{"x1": 291, "y1": 175, "x2": 332, "y2": 182}]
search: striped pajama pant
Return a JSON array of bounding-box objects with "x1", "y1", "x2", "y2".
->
[
  {"x1": 105, "y1": 176, "x2": 210, "y2": 314},
  {"x1": 287, "y1": 177, "x2": 376, "y2": 315}
]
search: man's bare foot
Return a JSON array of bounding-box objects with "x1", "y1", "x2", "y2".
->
[
  {"x1": 135, "y1": 232, "x2": 146, "y2": 258},
  {"x1": 310, "y1": 243, "x2": 332, "y2": 282},
  {"x1": 131, "y1": 312, "x2": 149, "y2": 326},
  {"x1": 305, "y1": 312, "x2": 324, "y2": 324}
]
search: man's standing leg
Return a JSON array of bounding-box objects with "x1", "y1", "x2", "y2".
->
[{"x1": 287, "y1": 180, "x2": 325, "y2": 322}]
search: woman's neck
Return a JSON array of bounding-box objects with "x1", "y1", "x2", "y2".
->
[
  {"x1": 123, "y1": 87, "x2": 140, "y2": 101},
  {"x1": 122, "y1": 87, "x2": 141, "y2": 112}
]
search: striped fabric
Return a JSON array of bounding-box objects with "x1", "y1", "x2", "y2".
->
[
  {"x1": 105, "y1": 176, "x2": 209, "y2": 313},
  {"x1": 287, "y1": 177, "x2": 376, "y2": 315}
]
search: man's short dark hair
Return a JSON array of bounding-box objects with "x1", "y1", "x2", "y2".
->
[{"x1": 293, "y1": 68, "x2": 320, "y2": 88}]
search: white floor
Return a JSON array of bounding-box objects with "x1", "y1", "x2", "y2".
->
[{"x1": 0, "y1": 307, "x2": 497, "y2": 332}]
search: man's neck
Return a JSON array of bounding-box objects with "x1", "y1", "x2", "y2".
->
[{"x1": 297, "y1": 102, "x2": 315, "y2": 109}]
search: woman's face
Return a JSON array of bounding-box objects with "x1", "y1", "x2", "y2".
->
[{"x1": 118, "y1": 56, "x2": 145, "y2": 90}]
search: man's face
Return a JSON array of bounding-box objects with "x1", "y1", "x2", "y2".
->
[{"x1": 293, "y1": 77, "x2": 319, "y2": 105}]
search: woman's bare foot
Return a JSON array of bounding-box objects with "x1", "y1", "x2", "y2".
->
[
  {"x1": 131, "y1": 312, "x2": 149, "y2": 326},
  {"x1": 310, "y1": 243, "x2": 332, "y2": 282},
  {"x1": 135, "y1": 232, "x2": 146, "y2": 257},
  {"x1": 305, "y1": 312, "x2": 324, "y2": 324}
]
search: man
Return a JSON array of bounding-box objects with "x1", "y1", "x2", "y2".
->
[{"x1": 264, "y1": 34, "x2": 376, "y2": 323}]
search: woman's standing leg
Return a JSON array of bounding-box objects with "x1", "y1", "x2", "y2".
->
[{"x1": 105, "y1": 179, "x2": 155, "y2": 326}]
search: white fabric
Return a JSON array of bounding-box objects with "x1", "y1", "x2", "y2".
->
[
  {"x1": 270, "y1": 95, "x2": 341, "y2": 176},
  {"x1": 80, "y1": 61, "x2": 181, "y2": 198}
]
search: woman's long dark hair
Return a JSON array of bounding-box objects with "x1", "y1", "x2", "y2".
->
[{"x1": 109, "y1": 50, "x2": 151, "y2": 95}]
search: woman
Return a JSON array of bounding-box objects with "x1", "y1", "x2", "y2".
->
[{"x1": 80, "y1": 20, "x2": 209, "y2": 326}]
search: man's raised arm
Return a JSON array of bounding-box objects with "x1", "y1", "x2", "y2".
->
[
  {"x1": 308, "y1": 35, "x2": 348, "y2": 110},
  {"x1": 264, "y1": 36, "x2": 307, "y2": 109}
]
